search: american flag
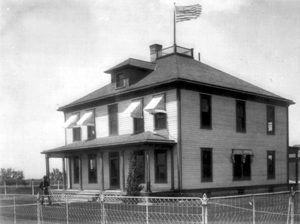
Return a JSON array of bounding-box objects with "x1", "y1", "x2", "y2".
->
[{"x1": 175, "y1": 4, "x2": 202, "y2": 23}]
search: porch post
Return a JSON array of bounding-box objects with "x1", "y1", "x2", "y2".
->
[
  {"x1": 62, "y1": 157, "x2": 66, "y2": 190},
  {"x1": 120, "y1": 151, "x2": 125, "y2": 192},
  {"x1": 99, "y1": 152, "x2": 104, "y2": 191},
  {"x1": 79, "y1": 155, "x2": 83, "y2": 191},
  {"x1": 145, "y1": 149, "x2": 151, "y2": 193},
  {"x1": 68, "y1": 158, "x2": 72, "y2": 189},
  {"x1": 170, "y1": 147, "x2": 175, "y2": 191},
  {"x1": 45, "y1": 155, "x2": 50, "y2": 178}
]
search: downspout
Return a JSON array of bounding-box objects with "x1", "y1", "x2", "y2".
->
[
  {"x1": 176, "y1": 84, "x2": 182, "y2": 191},
  {"x1": 286, "y1": 106, "x2": 289, "y2": 185}
]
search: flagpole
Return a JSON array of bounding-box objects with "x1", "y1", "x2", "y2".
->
[{"x1": 174, "y1": 2, "x2": 176, "y2": 47}]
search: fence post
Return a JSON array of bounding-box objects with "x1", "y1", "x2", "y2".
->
[
  {"x1": 4, "y1": 182, "x2": 7, "y2": 195},
  {"x1": 291, "y1": 187, "x2": 295, "y2": 224},
  {"x1": 13, "y1": 196, "x2": 16, "y2": 224},
  {"x1": 200, "y1": 193, "x2": 209, "y2": 224},
  {"x1": 145, "y1": 197, "x2": 149, "y2": 224},
  {"x1": 37, "y1": 199, "x2": 41, "y2": 224},
  {"x1": 252, "y1": 196, "x2": 256, "y2": 224},
  {"x1": 32, "y1": 181, "x2": 34, "y2": 195},
  {"x1": 66, "y1": 196, "x2": 69, "y2": 224},
  {"x1": 101, "y1": 194, "x2": 105, "y2": 224}
]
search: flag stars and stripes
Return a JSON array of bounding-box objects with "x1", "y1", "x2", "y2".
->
[{"x1": 175, "y1": 4, "x2": 202, "y2": 23}]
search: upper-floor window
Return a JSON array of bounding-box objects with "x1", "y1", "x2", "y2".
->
[
  {"x1": 133, "y1": 99, "x2": 144, "y2": 133},
  {"x1": 108, "y1": 104, "x2": 118, "y2": 135},
  {"x1": 200, "y1": 94, "x2": 212, "y2": 129},
  {"x1": 144, "y1": 94, "x2": 167, "y2": 130},
  {"x1": 88, "y1": 154, "x2": 97, "y2": 183},
  {"x1": 116, "y1": 73, "x2": 125, "y2": 88},
  {"x1": 236, "y1": 101, "x2": 246, "y2": 133},
  {"x1": 201, "y1": 148, "x2": 213, "y2": 182},
  {"x1": 73, "y1": 127, "x2": 81, "y2": 142},
  {"x1": 267, "y1": 106, "x2": 275, "y2": 135},
  {"x1": 267, "y1": 151, "x2": 275, "y2": 179}
]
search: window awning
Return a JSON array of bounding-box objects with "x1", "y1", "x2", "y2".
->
[
  {"x1": 63, "y1": 114, "x2": 79, "y2": 128},
  {"x1": 77, "y1": 111, "x2": 94, "y2": 126},
  {"x1": 232, "y1": 149, "x2": 253, "y2": 156},
  {"x1": 144, "y1": 96, "x2": 166, "y2": 114},
  {"x1": 123, "y1": 101, "x2": 143, "y2": 118}
]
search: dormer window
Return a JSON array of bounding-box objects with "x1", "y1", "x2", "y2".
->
[{"x1": 116, "y1": 73, "x2": 125, "y2": 88}]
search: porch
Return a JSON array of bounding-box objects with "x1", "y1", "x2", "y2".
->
[{"x1": 42, "y1": 132, "x2": 176, "y2": 194}]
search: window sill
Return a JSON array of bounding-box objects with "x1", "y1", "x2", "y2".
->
[
  {"x1": 267, "y1": 133, "x2": 275, "y2": 136},
  {"x1": 154, "y1": 181, "x2": 168, "y2": 184},
  {"x1": 154, "y1": 127, "x2": 167, "y2": 131},
  {"x1": 233, "y1": 178, "x2": 251, "y2": 181},
  {"x1": 267, "y1": 177, "x2": 276, "y2": 180},
  {"x1": 88, "y1": 182, "x2": 98, "y2": 184},
  {"x1": 236, "y1": 130, "x2": 246, "y2": 134},
  {"x1": 200, "y1": 126, "x2": 212, "y2": 130}
]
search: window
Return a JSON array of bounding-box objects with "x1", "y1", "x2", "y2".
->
[
  {"x1": 155, "y1": 150, "x2": 167, "y2": 183},
  {"x1": 267, "y1": 106, "x2": 275, "y2": 135},
  {"x1": 116, "y1": 73, "x2": 125, "y2": 88},
  {"x1": 73, "y1": 127, "x2": 81, "y2": 142},
  {"x1": 73, "y1": 156, "x2": 79, "y2": 184},
  {"x1": 88, "y1": 126, "x2": 96, "y2": 140},
  {"x1": 109, "y1": 152, "x2": 120, "y2": 189},
  {"x1": 233, "y1": 152, "x2": 251, "y2": 181},
  {"x1": 155, "y1": 113, "x2": 167, "y2": 130},
  {"x1": 88, "y1": 154, "x2": 97, "y2": 183},
  {"x1": 133, "y1": 99, "x2": 144, "y2": 133},
  {"x1": 201, "y1": 148, "x2": 213, "y2": 182},
  {"x1": 236, "y1": 101, "x2": 246, "y2": 133},
  {"x1": 108, "y1": 104, "x2": 118, "y2": 135},
  {"x1": 200, "y1": 95, "x2": 212, "y2": 129},
  {"x1": 267, "y1": 151, "x2": 275, "y2": 179},
  {"x1": 135, "y1": 150, "x2": 145, "y2": 183}
]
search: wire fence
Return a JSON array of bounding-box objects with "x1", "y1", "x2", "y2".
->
[{"x1": 0, "y1": 189, "x2": 299, "y2": 224}]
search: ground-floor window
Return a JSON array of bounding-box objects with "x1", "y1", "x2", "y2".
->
[
  {"x1": 73, "y1": 156, "x2": 79, "y2": 183},
  {"x1": 267, "y1": 151, "x2": 275, "y2": 179},
  {"x1": 88, "y1": 154, "x2": 97, "y2": 183},
  {"x1": 232, "y1": 152, "x2": 252, "y2": 181},
  {"x1": 135, "y1": 150, "x2": 145, "y2": 183},
  {"x1": 155, "y1": 149, "x2": 167, "y2": 183},
  {"x1": 201, "y1": 148, "x2": 213, "y2": 182},
  {"x1": 109, "y1": 152, "x2": 120, "y2": 189}
]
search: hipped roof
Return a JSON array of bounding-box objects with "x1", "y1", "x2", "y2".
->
[
  {"x1": 59, "y1": 54, "x2": 293, "y2": 111},
  {"x1": 42, "y1": 131, "x2": 175, "y2": 154}
]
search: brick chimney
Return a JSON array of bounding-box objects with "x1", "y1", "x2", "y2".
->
[{"x1": 150, "y1": 44, "x2": 162, "y2": 62}]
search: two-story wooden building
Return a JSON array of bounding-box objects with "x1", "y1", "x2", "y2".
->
[{"x1": 42, "y1": 44, "x2": 294, "y2": 195}]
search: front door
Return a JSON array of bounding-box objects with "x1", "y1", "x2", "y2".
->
[{"x1": 109, "y1": 152, "x2": 120, "y2": 189}]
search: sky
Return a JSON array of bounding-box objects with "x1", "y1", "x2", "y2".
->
[{"x1": 0, "y1": 0, "x2": 299, "y2": 179}]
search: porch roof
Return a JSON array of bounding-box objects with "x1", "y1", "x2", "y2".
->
[{"x1": 42, "y1": 131, "x2": 176, "y2": 154}]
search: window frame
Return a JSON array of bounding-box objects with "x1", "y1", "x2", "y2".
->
[
  {"x1": 108, "y1": 104, "x2": 118, "y2": 136},
  {"x1": 267, "y1": 151, "x2": 276, "y2": 179},
  {"x1": 116, "y1": 73, "x2": 125, "y2": 88},
  {"x1": 236, "y1": 100, "x2": 246, "y2": 133},
  {"x1": 232, "y1": 151, "x2": 252, "y2": 181},
  {"x1": 88, "y1": 154, "x2": 97, "y2": 184},
  {"x1": 154, "y1": 94, "x2": 167, "y2": 130},
  {"x1": 134, "y1": 150, "x2": 145, "y2": 184},
  {"x1": 201, "y1": 148, "x2": 213, "y2": 182},
  {"x1": 154, "y1": 149, "x2": 168, "y2": 183},
  {"x1": 200, "y1": 94, "x2": 212, "y2": 129},
  {"x1": 267, "y1": 105, "x2": 275, "y2": 135},
  {"x1": 73, "y1": 127, "x2": 81, "y2": 142},
  {"x1": 133, "y1": 99, "x2": 144, "y2": 134},
  {"x1": 87, "y1": 109, "x2": 96, "y2": 140},
  {"x1": 73, "y1": 156, "x2": 80, "y2": 184}
]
